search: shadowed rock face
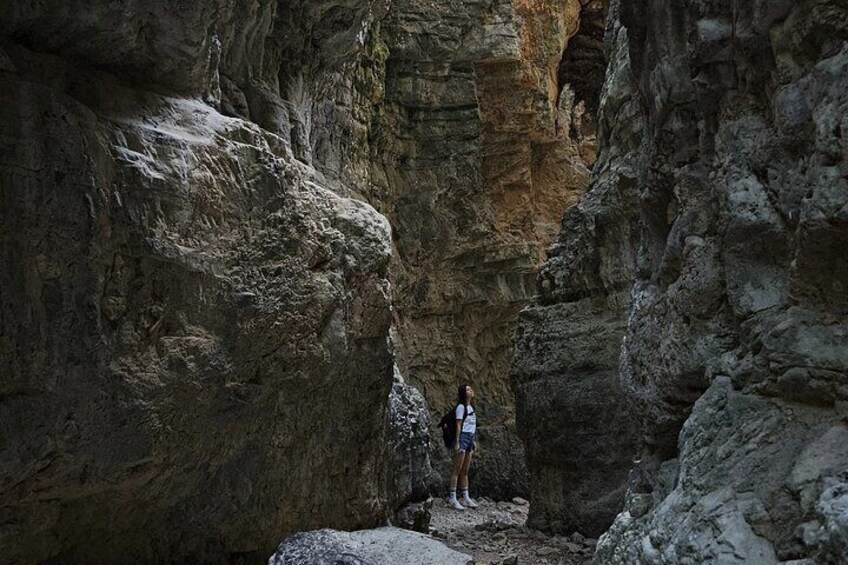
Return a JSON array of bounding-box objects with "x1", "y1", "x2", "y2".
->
[
  {"x1": 511, "y1": 0, "x2": 636, "y2": 536},
  {"x1": 0, "y1": 2, "x2": 395, "y2": 564},
  {"x1": 558, "y1": 0, "x2": 607, "y2": 117},
  {"x1": 513, "y1": 0, "x2": 848, "y2": 559}
]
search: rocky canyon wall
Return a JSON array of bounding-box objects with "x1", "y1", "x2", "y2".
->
[
  {"x1": 264, "y1": 0, "x2": 605, "y2": 498},
  {"x1": 364, "y1": 0, "x2": 601, "y2": 498},
  {"x1": 513, "y1": 0, "x2": 848, "y2": 561},
  {"x1": 0, "y1": 2, "x2": 397, "y2": 563}
]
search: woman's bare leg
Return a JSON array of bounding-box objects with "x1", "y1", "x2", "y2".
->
[
  {"x1": 459, "y1": 451, "x2": 473, "y2": 489},
  {"x1": 458, "y1": 451, "x2": 478, "y2": 506},
  {"x1": 449, "y1": 449, "x2": 465, "y2": 490},
  {"x1": 448, "y1": 449, "x2": 467, "y2": 508}
]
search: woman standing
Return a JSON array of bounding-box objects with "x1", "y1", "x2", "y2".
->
[{"x1": 448, "y1": 384, "x2": 479, "y2": 510}]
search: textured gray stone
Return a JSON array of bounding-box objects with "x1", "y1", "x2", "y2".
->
[
  {"x1": 268, "y1": 527, "x2": 473, "y2": 565},
  {"x1": 393, "y1": 498, "x2": 433, "y2": 534},
  {"x1": 513, "y1": 0, "x2": 848, "y2": 560},
  {"x1": 385, "y1": 375, "x2": 437, "y2": 512},
  {"x1": 510, "y1": 0, "x2": 639, "y2": 536},
  {"x1": 803, "y1": 478, "x2": 848, "y2": 562},
  {"x1": 597, "y1": 377, "x2": 848, "y2": 563}
]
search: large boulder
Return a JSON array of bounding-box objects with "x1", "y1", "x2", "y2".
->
[{"x1": 268, "y1": 527, "x2": 473, "y2": 565}]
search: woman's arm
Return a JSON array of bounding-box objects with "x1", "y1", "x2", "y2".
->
[{"x1": 454, "y1": 419, "x2": 462, "y2": 451}]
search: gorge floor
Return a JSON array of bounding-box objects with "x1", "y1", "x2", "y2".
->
[{"x1": 429, "y1": 497, "x2": 596, "y2": 564}]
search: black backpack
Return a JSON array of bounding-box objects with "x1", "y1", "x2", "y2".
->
[{"x1": 439, "y1": 404, "x2": 466, "y2": 448}]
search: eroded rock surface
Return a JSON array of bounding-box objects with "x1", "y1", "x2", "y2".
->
[
  {"x1": 514, "y1": 0, "x2": 848, "y2": 560},
  {"x1": 510, "y1": 0, "x2": 638, "y2": 536},
  {"x1": 386, "y1": 375, "x2": 438, "y2": 514},
  {"x1": 0, "y1": 3, "x2": 395, "y2": 563}
]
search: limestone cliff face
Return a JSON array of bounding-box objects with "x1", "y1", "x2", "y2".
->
[
  {"x1": 364, "y1": 0, "x2": 598, "y2": 498},
  {"x1": 0, "y1": 2, "x2": 395, "y2": 563},
  {"x1": 513, "y1": 0, "x2": 848, "y2": 560}
]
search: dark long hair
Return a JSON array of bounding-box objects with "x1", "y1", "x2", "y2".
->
[{"x1": 457, "y1": 383, "x2": 469, "y2": 406}]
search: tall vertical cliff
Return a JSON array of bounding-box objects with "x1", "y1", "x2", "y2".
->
[
  {"x1": 512, "y1": 0, "x2": 848, "y2": 561},
  {"x1": 267, "y1": 0, "x2": 605, "y2": 497},
  {"x1": 365, "y1": 0, "x2": 600, "y2": 497},
  {"x1": 0, "y1": 2, "x2": 396, "y2": 563}
]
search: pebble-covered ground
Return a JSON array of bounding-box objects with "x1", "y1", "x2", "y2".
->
[{"x1": 429, "y1": 497, "x2": 596, "y2": 565}]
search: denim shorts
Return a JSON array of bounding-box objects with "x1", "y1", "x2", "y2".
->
[{"x1": 458, "y1": 431, "x2": 476, "y2": 452}]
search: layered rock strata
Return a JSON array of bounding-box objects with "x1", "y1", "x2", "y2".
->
[
  {"x1": 0, "y1": 2, "x2": 395, "y2": 563},
  {"x1": 366, "y1": 0, "x2": 600, "y2": 498},
  {"x1": 513, "y1": 0, "x2": 848, "y2": 560}
]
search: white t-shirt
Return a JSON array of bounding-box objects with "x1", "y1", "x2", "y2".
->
[{"x1": 455, "y1": 404, "x2": 476, "y2": 434}]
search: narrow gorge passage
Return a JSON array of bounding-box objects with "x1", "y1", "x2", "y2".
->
[
  {"x1": 370, "y1": 0, "x2": 604, "y2": 503},
  {"x1": 2, "y1": 1, "x2": 847, "y2": 564}
]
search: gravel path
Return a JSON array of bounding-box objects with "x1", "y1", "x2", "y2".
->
[{"x1": 429, "y1": 497, "x2": 596, "y2": 565}]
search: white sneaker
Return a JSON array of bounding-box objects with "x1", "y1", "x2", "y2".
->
[
  {"x1": 448, "y1": 497, "x2": 465, "y2": 511},
  {"x1": 462, "y1": 496, "x2": 479, "y2": 508}
]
